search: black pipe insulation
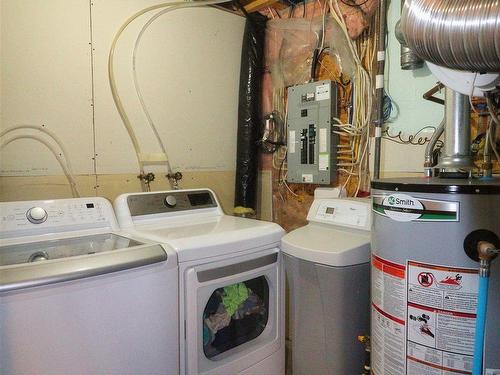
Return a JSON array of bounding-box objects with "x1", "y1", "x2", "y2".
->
[{"x1": 233, "y1": 12, "x2": 267, "y2": 217}]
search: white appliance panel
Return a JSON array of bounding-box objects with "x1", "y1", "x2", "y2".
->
[{"x1": 1, "y1": 262, "x2": 179, "y2": 375}]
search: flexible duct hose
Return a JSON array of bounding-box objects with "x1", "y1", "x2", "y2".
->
[{"x1": 401, "y1": 0, "x2": 500, "y2": 72}]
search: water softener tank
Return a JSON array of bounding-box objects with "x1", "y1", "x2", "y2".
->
[
  {"x1": 282, "y1": 197, "x2": 371, "y2": 375},
  {"x1": 370, "y1": 178, "x2": 500, "y2": 375}
]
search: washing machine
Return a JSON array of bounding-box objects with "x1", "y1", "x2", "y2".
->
[
  {"x1": 114, "y1": 189, "x2": 285, "y2": 375},
  {"x1": 281, "y1": 197, "x2": 371, "y2": 375},
  {"x1": 0, "y1": 197, "x2": 179, "y2": 375}
]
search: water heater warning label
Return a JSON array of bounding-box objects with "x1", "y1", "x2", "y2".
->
[
  {"x1": 406, "y1": 261, "x2": 478, "y2": 375},
  {"x1": 371, "y1": 255, "x2": 407, "y2": 375}
]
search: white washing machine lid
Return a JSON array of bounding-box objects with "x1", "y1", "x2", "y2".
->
[
  {"x1": 281, "y1": 223, "x2": 370, "y2": 267},
  {"x1": 0, "y1": 197, "x2": 176, "y2": 293},
  {"x1": 128, "y1": 215, "x2": 284, "y2": 263}
]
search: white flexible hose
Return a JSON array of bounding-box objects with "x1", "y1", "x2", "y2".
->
[
  {"x1": 109, "y1": 0, "x2": 229, "y2": 189},
  {"x1": 1, "y1": 135, "x2": 81, "y2": 197},
  {"x1": 131, "y1": 0, "x2": 233, "y2": 178},
  {"x1": 0, "y1": 125, "x2": 75, "y2": 175}
]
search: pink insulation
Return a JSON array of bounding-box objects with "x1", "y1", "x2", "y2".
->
[{"x1": 338, "y1": 0, "x2": 378, "y2": 39}]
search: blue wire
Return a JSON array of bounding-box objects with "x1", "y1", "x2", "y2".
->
[
  {"x1": 382, "y1": 92, "x2": 393, "y2": 122},
  {"x1": 472, "y1": 275, "x2": 489, "y2": 375}
]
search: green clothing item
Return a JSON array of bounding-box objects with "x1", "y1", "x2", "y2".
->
[{"x1": 222, "y1": 283, "x2": 249, "y2": 316}]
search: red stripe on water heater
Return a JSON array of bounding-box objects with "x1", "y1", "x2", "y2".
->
[
  {"x1": 372, "y1": 302, "x2": 405, "y2": 325},
  {"x1": 407, "y1": 356, "x2": 472, "y2": 374},
  {"x1": 407, "y1": 302, "x2": 476, "y2": 318},
  {"x1": 408, "y1": 260, "x2": 478, "y2": 274},
  {"x1": 372, "y1": 254, "x2": 405, "y2": 279}
]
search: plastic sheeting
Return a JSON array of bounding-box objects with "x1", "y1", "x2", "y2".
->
[
  {"x1": 234, "y1": 13, "x2": 267, "y2": 216},
  {"x1": 265, "y1": 17, "x2": 355, "y2": 90}
]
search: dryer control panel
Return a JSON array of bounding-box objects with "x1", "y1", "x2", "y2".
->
[{"x1": 126, "y1": 190, "x2": 219, "y2": 217}]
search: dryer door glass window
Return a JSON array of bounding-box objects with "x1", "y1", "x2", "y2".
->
[{"x1": 203, "y1": 276, "x2": 269, "y2": 359}]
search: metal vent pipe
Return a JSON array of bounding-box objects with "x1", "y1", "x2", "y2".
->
[
  {"x1": 401, "y1": 0, "x2": 500, "y2": 72},
  {"x1": 436, "y1": 87, "x2": 474, "y2": 173},
  {"x1": 395, "y1": 0, "x2": 424, "y2": 71}
]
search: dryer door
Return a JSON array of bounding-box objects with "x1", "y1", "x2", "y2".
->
[{"x1": 184, "y1": 247, "x2": 282, "y2": 375}]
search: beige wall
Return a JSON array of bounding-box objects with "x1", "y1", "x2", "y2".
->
[
  {"x1": 0, "y1": 171, "x2": 235, "y2": 210},
  {"x1": 0, "y1": 170, "x2": 274, "y2": 220},
  {"x1": 0, "y1": 0, "x2": 431, "y2": 223},
  {"x1": 0, "y1": 1, "x2": 246, "y2": 212}
]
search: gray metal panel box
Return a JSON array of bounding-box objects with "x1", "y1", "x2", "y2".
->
[{"x1": 286, "y1": 80, "x2": 337, "y2": 184}]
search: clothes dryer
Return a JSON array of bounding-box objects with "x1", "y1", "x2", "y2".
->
[{"x1": 115, "y1": 189, "x2": 285, "y2": 375}]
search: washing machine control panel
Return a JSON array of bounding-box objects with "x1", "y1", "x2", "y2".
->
[
  {"x1": 127, "y1": 190, "x2": 218, "y2": 217},
  {"x1": 27, "y1": 207, "x2": 48, "y2": 223},
  {"x1": 308, "y1": 198, "x2": 371, "y2": 231},
  {"x1": 0, "y1": 198, "x2": 114, "y2": 236}
]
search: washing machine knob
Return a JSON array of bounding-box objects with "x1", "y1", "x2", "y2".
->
[
  {"x1": 164, "y1": 195, "x2": 177, "y2": 208},
  {"x1": 27, "y1": 207, "x2": 48, "y2": 224}
]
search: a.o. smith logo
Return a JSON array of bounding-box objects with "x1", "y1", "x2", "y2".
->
[
  {"x1": 387, "y1": 195, "x2": 416, "y2": 206},
  {"x1": 372, "y1": 194, "x2": 459, "y2": 222},
  {"x1": 380, "y1": 194, "x2": 423, "y2": 222}
]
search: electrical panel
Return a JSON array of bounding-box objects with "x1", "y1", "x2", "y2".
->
[{"x1": 286, "y1": 80, "x2": 338, "y2": 184}]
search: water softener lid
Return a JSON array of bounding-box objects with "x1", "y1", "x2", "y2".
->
[
  {"x1": 281, "y1": 224, "x2": 370, "y2": 267},
  {"x1": 371, "y1": 177, "x2": 500, "y2": 194}
]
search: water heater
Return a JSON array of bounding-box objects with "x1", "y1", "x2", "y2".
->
[{"x1": 370, "y1": 178, "x2": 500, "y2": 374}]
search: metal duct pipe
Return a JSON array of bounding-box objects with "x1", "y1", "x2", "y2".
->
[
  {"x1": 437, "y1": 88, "x2": 474, "y2": 174},
  {"x1": 395, "y1": 20, "x2": 424, "y2": 70},
  {"x1": 394, "y1": 0, "x2": 423, "y2": 71},
  {"x1": 400, "y1": 42, "x2": 424, "y2": 71},
  {"x1": 401, "y1": 0, "x2": 500, "y2": 72}
]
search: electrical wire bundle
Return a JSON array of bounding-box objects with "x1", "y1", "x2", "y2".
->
[
  {"x1": 485, "y1": 94, "x2": 500, "y2": 166},
  {"x1": 328, "y1": 0, "x2": 374, "y2": 196}
]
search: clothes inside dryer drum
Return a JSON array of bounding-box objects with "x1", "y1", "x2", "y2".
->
[
  {"x1": 222, "y1": 282, "x2": 249, "y2": 315},
  {"x1": 203, "y1": 277, "x2": 269, "y2": 359}
]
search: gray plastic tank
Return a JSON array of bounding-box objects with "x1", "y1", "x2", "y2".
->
[
  {"x1": 371, "y1": 178, "x2": 500, "y2": 375},
  {"x1": 281, "y1": 197, "x2": 371, "y2": 375}
]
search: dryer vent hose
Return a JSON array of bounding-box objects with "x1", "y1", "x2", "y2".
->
[
  {"x1": 233, "y1": 12, "x2": 267, "y2": 217},
  {"x1": 401, "y1": 0, "x2": 500, "y2": 72}
]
